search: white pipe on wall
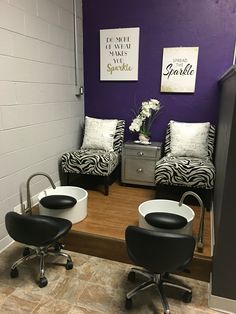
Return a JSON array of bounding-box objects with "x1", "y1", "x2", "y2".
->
[
  {"x1": 73, "y1": 0, "x2": 83, "y2": 96},
  {"x1": 233, "y1": 42, "x2": 236, "y2": 65}
]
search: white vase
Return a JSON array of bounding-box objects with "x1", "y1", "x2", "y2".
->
[{"x1": 139, "y1": 133, "x2": 150, "y2": 144}]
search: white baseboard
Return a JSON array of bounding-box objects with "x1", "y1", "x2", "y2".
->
[
  {"x1": 208, "y1": 277, "x2": 236, "y2": 314},
  {"x1": 0, "y1": 235, "x2": 14, "y2": 253}
]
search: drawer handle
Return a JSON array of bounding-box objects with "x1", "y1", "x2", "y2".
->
[
  {"x1": 137, "y1": 151, "x2": 144, "y2": 156},
  {"x1": 137, "y1": 168, "x2": 143, "y2": 173}
]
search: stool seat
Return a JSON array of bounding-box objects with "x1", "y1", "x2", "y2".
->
[
  {"x1": 145, "y1": 212, "x2": 188, "y2": 229},
  {"x1": 39, "y1": 195, "x2": 77, "y2": 210}
]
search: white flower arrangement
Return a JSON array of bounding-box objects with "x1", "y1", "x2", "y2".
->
[{"x1": 129, "y1": 98, "x2": 161, "y2": 137}]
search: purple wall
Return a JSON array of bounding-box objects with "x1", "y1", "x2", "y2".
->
[{"x1": 83, "y1": 0, "x2": 236, "y2": 142}]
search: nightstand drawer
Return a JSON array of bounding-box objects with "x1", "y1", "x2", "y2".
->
[
  {"x1": 125, "y1": 147, "x2": 158, "y2": 158},
  {"x1": 123, "y1": 158, "x2": 156, "y2": 184}
]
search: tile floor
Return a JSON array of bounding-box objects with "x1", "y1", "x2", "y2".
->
[{"x1": 0, "y1": 243, "x2": 221, "y2": 314}]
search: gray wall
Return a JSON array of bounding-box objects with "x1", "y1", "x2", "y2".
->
[{"x1": 0, "y1": 0, "x2": 84, "y2": 251}]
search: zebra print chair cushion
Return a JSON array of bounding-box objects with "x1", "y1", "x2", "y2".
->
[
  {"x1": 155, "y1": 156, "x2": 215, "y2": 189},
  {"x1": 61, "y1": 120, "x2": 125, "y2": 176},
  {"x1": 155, "y1": 123, "x2": 215, "y2": 189}
]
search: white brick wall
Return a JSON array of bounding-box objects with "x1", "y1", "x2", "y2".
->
[{"x1": 0, "y1": 0, "x2": 84, "y2": 251}]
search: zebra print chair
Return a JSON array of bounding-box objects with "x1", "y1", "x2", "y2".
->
[
  {"x1": 61, "y1": 120, "x2": 125, "y2": 195},
  {"x1": 155, "y1": 122, "x2": 216, "y2": 208}
]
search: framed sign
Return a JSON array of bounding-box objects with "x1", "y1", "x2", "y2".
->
[
  {"x1": 160, "y1": 47, "x2": 199, "y2": 93},
  {"x1": 100, "y1": 27, "x2": 140, "y2": 81}
]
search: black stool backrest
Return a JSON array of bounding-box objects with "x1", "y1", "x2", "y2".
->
[
  {"x1": 5, "y1": 212, "x2": 59, "y2": 247},
  {"x1": 125, "y1": 226, "x2": 195, "y2": 274}
]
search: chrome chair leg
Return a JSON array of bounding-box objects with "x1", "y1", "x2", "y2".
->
[
  {"x1": 163, "y1": 279, "x2": 192, "y2": 293},
  {"x1": 127, "y1": 279, "x2": 155, "y2": 299},
  {"x1": 9, "y1": 245, "x2": 73, "y2": 287},
  {"x1": 11, "y1": 250, "x2": 37, "y2": 270},
  {"x1": 157, "y1": 283, "x2": 170, "y2": 314},
  {"x1": 39, "y1": 251, "x2": 45, "y2": 279},
  {"x1": 126, "y1": 268, "x2": 193, "y2": 312},
  {"x1": 47, "y1": 250, "x2": 72, "y2": 262},
  {"x1": 129, "y1": 267, "x2": 152, "y2": 279},
  {"x1": 47, "y1": 250, "x2": 73, "y2": 270}
]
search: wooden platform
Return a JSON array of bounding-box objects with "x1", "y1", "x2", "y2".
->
[{"x1": 63, "y1": 181, "x2": 212, "y2": 282}]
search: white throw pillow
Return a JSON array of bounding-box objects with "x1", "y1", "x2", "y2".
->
[
  {"x1": 81, "y1": 116, "x2": 118, "y2": 151},
  {"x1": 169, "y1": 121, "x2": 210, "y2": 158}
]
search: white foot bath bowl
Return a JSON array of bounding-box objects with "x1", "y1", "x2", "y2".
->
[
  {"x1": 38, "y1": 186, "x2": 88, "y2": 224},
  {"x1": 139, "y1": 199, "x2": 195, "y2": 235}
]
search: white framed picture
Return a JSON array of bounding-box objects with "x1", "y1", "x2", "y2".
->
[
  {"x1": 100, "y1": 27, "x2": 140, "y2": 81},
  {"x1": 160, "y1": 47, "x2": 199, "y2": 93}
]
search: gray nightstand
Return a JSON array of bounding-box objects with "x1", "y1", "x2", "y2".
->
[{"x1": 121, "y1": 141, "x2": 162, "y2": 186}]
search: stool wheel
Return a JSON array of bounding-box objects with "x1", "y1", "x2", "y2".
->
[
  {"x1": 65, "y1": 260, "x2": 73, "y2": 270},
  {"x1": 10, "y1": 268, "x2": 19, "y2": 278},
  {"x1": 182, "y1": 291, "x2": 192, "y2": 303},
  {"x1": 38, "y1": 277, "x2": 48, "y2": 288},
  {"x1": 125, "y1": 297, "x2": 133, "y2": 309}
]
